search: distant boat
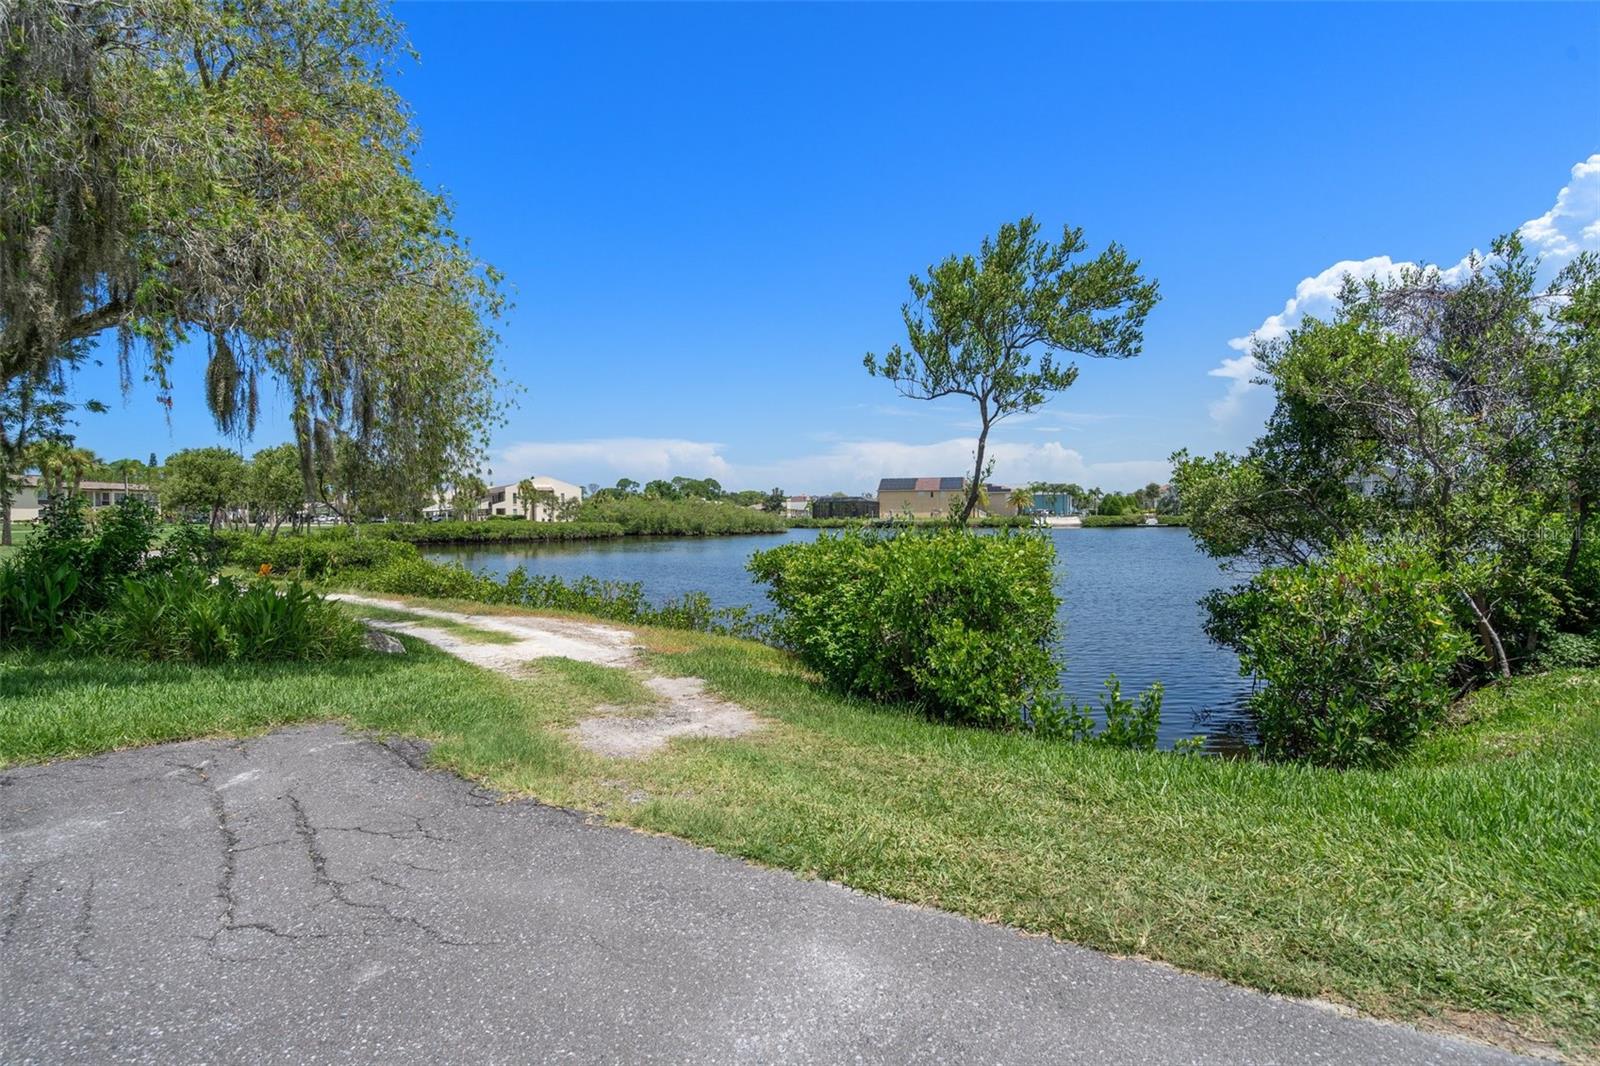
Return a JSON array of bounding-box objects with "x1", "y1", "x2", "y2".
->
[{"x1": 1144, "y1": 516, "x2": 1158, "y2": 526}]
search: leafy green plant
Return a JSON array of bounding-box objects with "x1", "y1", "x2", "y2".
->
[
  {"x1": 1530, "y1": 630, "x2": 1600, "y2": 671},
  {"x1": 0, "y1": 496, "x2": 158, "y2": 646},
  {"x1": 84, "y1": 573, "x2": 362, "y2": 664},
  {"x1": 367, "y1": 519, "x2": 628, "y2": 545},
  {"x1": 1030, "y1": 675, "x2": 1166, "y2": 750},
  {"x1": 221, "y1": 528, "x2": 417, "y2": 579},
  {"x1": 1223, "y1": 537, "x2": 1475, "y2": 768},
  {"x1": 750, "y1": 527, "x2": 1063, "y2": 728}
]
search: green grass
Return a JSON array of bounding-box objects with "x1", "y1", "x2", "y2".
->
[
  {"x1": 1, "y1": 623, "x2": 1594, "y2": 1058},
  {"x1": 0, "y1": 522, "x2": 34, "y2": 558},
  {"x1": 337, "y1": 601, "x2": 520, "y2": 644}
]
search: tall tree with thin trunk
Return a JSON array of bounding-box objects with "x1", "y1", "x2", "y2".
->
[{"x1": 865, "y1": 217, "x2": 1159, "y2": 521}]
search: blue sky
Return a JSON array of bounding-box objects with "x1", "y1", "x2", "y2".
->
[{"x1": 68, "y1": 2, "x2": 1600, "y2": 494}]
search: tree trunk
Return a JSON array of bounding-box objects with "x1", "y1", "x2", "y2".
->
[
  {"x1": 1463, "y1": 590, "x2": 1512, "y2": 679},
  {"x1": 1, "y1": 493, "x2": 10, "y2": 547},
  {"x1": 1563, "y1": 493, "x2": 1590, "y2": 585},
  {"x1": 961, "y1": 412, "x2": 991, "y2": 524}
]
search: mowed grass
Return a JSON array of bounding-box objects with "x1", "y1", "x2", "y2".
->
[
  {"x1": 0, "y1": 523, "x2": 34, "y2": 558},
  {"x1": 2, "y1": 617, "x2": 1595, "y2": 1058}
]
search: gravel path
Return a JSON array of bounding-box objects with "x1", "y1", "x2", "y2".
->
[{"x1": 0, "y1": 726, "x2": 1532, "y2": 1065}]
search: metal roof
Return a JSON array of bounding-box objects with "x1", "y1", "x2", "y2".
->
[
  {"x1": 878, "y1": 476, "x2": 1010, "y2": 493},
  {"x1": 878, "y1": 476, "x2": 964, "y2": 492}
]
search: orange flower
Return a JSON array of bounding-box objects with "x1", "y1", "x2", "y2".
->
[{"x1": 258, "y1": 563, "x2": 274, "y2": 577}]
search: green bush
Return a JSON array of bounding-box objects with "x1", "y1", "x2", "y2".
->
[
  {"x1": 1221, "y1": 537, "x2": 1474, "y2": 768},
  {"x1": 221, "y1": 528, "x2": 417, "y2": 579},
  {"x1": 1029, "y1": 675, "x2": 1167, "y2": 749},
  {"x1": 356, "y1": 554, "x2": 503, "y2": 601},
  {"x1": 0, "y1": 497, "x2": 165, "y2": 646},
  {"x1": 0, "y1": 498, "x2": 364, "y2": 664},
  {"x1": 749, "y1": 527, "x2": 1061, "y2": 728},
  {"x1": 344, "y1": 554, "x2": 765, "y2": 638},
  {"x1": 80, "y1": 572, "x2": 364, "y2": 663},
  {"x1": 1079, "y1": 514, "x2": 1151, "y2": 527}
]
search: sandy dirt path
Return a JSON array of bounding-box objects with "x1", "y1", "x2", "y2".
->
[{"x1": 329, "y1": 593, "x2": 763, "y2": 757}]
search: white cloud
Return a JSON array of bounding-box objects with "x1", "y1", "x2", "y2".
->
[
  {"x1": 1206, "y1": 154, "x2": 1600, "y2": 426},
  {"x1": 1207, "y1": 352, "x2": 1263, "y2": 423},
  {"x1": 1206, "y1": 253, "x2": 1458, "y2": 426},
  {"x1": 497, "y1": 434, "x2": 1169, "y2": 494},
  {"x1": 1521, "y1": 154, "x2": 1600, "y2": 261},
  {"x1": 497, "y1": 437, "x2": 732, "y2": 484}
]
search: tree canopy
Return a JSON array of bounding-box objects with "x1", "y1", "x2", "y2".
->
[
  {"x1": 866, "y1": 217, "x2": 1159, "y2": 520},
  {"x1": 1, "y1": 0, "x2": 506, "y2": 502},
  {"x1": 161, "y1": 447, "x2": 246, "y2": 530},
  {"x1": 1175, "y1": 236, "x2": 1599, "y2": 678}
]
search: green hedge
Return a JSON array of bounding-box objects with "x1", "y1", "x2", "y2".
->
[
  {"x1": 351, "y1": 555, "x2": 763, "y2": 637},
  {"x1": 789, "y1": 515, "x2": 1037, "y2": 530}
]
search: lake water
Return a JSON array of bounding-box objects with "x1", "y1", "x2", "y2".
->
[{"x1": 427, "y1": 528, "x2": 1255, "y2": 749}]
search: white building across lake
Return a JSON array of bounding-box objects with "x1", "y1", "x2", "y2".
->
[{"x1": 8, "y1": 475, "x2": 157, "y2": 522}]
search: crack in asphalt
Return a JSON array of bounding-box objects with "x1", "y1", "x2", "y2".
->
[
  {"x1": 378, "y1": 735, "x2": 431, "y2": 772},
  {"x1": 166, "y1": 763, "x2": 495, "y2": 951},
  {"x1": 170, "y1": 761, "x2": 244, "y2": 947},
  {"x1": 286, "y1": 792, "x2": 501, "y2": 949},
  {"x1": 2, "y1": 865, "x2": 36, "y2": 946},
  {"x1": 71, "y1": 875, "x2": 96, "y2": 966},
  {"x1": 320, "y1": 817, "x2": 450, "y2": 844}
]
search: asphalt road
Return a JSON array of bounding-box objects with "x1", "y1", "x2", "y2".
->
[{"x1": 1, "y1": 725, "x2": 1530, "y2": 1064}]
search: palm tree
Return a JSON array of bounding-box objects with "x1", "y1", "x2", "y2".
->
[
  {"x1": 28, "y1": 442, "x2": 85, "y2": 498},
  {"x1": 516, "y1": 477, "x2": 537, "y2": 519},
  {"x1": 107, "y1": 457, "x2": 143, "y2": 491},
  {"x1": 61, "y1": 447, "x2": 96, "y2": 496},
  {"x1": 1007, "y1": 486, "x2": 1032, "y2": 514},
  {"x1": 29, "y1": 442, "x2": 64, "y2": 497}
]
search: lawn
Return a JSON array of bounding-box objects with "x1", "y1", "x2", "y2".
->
[
  {"x1": 0, "y1": 523, "x2": 33, "y2": 558},
  {"x1": 2, "y1": 613, "x2": 1595, "y2": 1058}
]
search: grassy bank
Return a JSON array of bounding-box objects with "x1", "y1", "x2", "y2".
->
[
  {"x1": 368, "y1": 518, "x2": 627, "y2": 545},
  {"x1": 2, "y1": 614, "x2": 1594, "y2": 1057}
]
